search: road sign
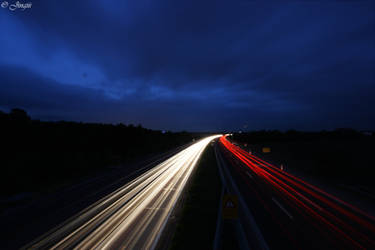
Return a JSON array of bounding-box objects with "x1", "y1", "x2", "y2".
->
[
  {"x1": 222, "y1": 194, "x2": 238, "y2": 219},
  {"x1": 262, "y1": 147, "x2": 271, "y2": 153}
]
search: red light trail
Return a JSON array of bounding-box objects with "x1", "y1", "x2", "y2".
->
[{"x1": 219, "y1": 135, "x2": 375, "y2": 249}]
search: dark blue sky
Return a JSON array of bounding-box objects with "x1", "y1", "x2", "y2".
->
[{"x1": 1, "y1": 0, "x2": 374, "y2": 131}]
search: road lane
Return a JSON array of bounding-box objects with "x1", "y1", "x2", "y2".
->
[
  {"x1": 218, "y1": 135, "x2": 375, "y2": 249},
  {"x1": 25, "y1": 135, "x2": 220, "y2": 250}
]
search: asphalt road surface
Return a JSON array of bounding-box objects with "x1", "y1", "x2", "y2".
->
[
  {"x1": 24, "y1": 135, "x2": 220, "y2": 249},
  {"x1": 218, "y1": 135, "x2": 375, "y2": 250}
]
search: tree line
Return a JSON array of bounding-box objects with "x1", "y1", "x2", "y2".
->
[{"x1": 0, "y1": 109, "x2": 200, "y2": 195}]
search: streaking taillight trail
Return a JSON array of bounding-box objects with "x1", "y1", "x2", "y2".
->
[{"x1": 219, "y1": 135, "x2": 375, "y2": 249}]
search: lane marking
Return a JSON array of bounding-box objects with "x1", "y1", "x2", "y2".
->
[
  {"x1": 215, "y1": 147, "x2": 269, "y2": 250},
  {"x1": 272, "y1": 197, "x2": 293, "y2": 220},
  {"x1": 246, "y1": 172, "x2": 254, "y2": 179},
  {"x1": 296, "y1": 192, "x2": 323, "y2": 211}
]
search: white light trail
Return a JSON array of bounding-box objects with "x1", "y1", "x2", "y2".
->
[{"x1": 28, "y1": 135, "x2": 221, "y2": 250}]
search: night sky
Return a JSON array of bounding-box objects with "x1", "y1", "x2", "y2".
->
[{"x1": 1, "y1": 1, "x2": 374, "y2": 131}]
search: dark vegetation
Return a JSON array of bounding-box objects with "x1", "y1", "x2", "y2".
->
[
  {"x1": 0, "y1": 109, "x2": 200, "y2": 195},
  {"x1": 231, "y1": 129, "x2": 375, "y2": 185},
  {"x1": 169, "y1": 143, "x2": 221, "y2": 250}
]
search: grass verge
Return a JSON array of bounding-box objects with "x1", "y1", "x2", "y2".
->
[{"x1": 169, "y1": 143, "x2": 222, "y2": 250}]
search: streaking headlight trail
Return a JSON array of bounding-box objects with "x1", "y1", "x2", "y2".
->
[{"x1": 27, "y1": 135, "x2": 221, "y2": 250}]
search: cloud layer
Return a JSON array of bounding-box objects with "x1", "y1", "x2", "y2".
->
[{"x1": 1, "y1": 0, "x2": 374, "y2": 131}]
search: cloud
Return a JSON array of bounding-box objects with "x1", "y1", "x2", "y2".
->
[{"x1": 0, "y1": 0, "x2": 374, "y2": 130}]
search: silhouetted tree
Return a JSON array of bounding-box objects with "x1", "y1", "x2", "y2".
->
[
  {"x1": 10, "y1": 108, "x2": 31, "y2": 123},
  {"x1": 0, "y1": 109, "x2": 200, "y2": 195}
]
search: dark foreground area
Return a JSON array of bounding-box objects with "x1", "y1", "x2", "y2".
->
[
  {"x1": 0, "y1": 108, "x2": 200, "y2": 197},
  {"x1": 168, "y1": 143, "x2": 222, "y2": 250}
]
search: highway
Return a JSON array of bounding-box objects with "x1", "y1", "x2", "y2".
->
[
  {"x1": 25, "y1": 135, "x2": 220, "y2": 250},
  {"x1": 218, "y1": 135, "x2": 375, "y2": 249}
]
